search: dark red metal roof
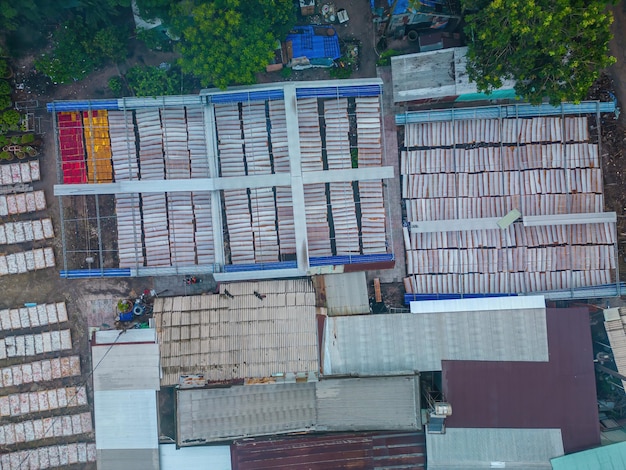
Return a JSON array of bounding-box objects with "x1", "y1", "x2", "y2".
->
[
  {"x1": 442, "y1": 307, "x2": 600, "y2": 454},
  {"x1": 231, "y1": 432, "x2": 426, "y2": 470}
]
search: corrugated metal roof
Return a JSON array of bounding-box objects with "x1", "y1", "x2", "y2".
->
[
  {"x1": 409, "y1": 295, "x2": 545, "y2": 313},
  {"x1": 177, "y1": 383, "x2": 317, "y2": 445},
  {"x1": 96, "y1": 449, "x2": 160, "y2": 470},
  {"x1": 604, "y1": 307, "x2": 626, "y2": 390},
  {"x1": 92, "y1": 331, "x2": 161, "y2": 470},
  {"x1": 176, "y1": 376, "x2": 421, "y2": 446},
  {"x1": 322, "y1": 272, "x2": 370, "y2": 315},
  {"x1": 551, "y1": 441, "x2": 626, "y2": 469},
  {"x1": 442, "y1": 307, "x2": 601, "y2": 454},
  {"x1": 92, "y1": 342, "x2": 160, "y2": 391},
  {"x1": 94, "y1": 328, "x2": 156, "y2": 344},
  {"x1": 231, "y1": 432, "x2": 426, "y2": 469},
  {"x1": 94, "y1": 390, "x2": 159, "y2": 450},
  {"x1": 391, "y1": 48, "x2": 515, "y2": 103},
  {"x1": 426, "y1": 428, "x2": 564, "y2": 469},
  {"x1": 316, "y1": 375, "x2": 421, "y2": 431},
  {"x1": 154, "y1": 280, "x2": 319, "y2": 386},
  {"x1": 322, "y1": 304, "x2": 548, "y2": 375},
  {"x1": 160, "y1": 444, "x2": 231, "y2": 470}
]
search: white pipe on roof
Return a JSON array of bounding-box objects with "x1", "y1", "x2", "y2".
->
[{"x1": 396, "y1": 101, "x2": 616, "y2": 125}]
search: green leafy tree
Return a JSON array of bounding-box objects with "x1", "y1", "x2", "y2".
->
[
  {"x1": 126, "y1": 65, "x2": 182, "y2": 96},
  {"x1": 35, "y1": 19, "x2": 129, "y2": 83},
  {"x1": 176, "y1": 0, "x2": 296, "y2": 89},
  {"x1": 90, "y1": 26, "x2": 129, "y2": 62},
  {"x1": 463, "y1": 0, "x2": 616, "y2": 105},
  {"x1": 35, "y1": 18, "x2": 100, "y2": 83}
]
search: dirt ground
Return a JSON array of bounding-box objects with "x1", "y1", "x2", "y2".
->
[{"x1": 605, "y1": 4, "x2": 626, "y2": 269}]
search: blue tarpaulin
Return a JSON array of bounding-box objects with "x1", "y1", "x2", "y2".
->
[
  {"x1": 390, "y1": 0, "x2": 409, "y2": 14},
  {"x1": 285, "y1": 26, "x2": 341, "y2": 61}
]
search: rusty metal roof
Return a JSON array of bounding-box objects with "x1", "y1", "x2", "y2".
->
[
  {"x1": 442, "y1": 307, "x2": 600, "y2": 454},
  {"x1": 154, "y1": 279, "x2": 320, "y2": 385},
  {"x1": 231, "y1": 432, "x2": 426, "y2": 469}
]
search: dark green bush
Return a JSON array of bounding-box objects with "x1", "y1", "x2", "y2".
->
[
  {"x1": 0, "y1": 95, "x2": 11, "y2": 109},
  {"x1": 20, "y1": 133, "x2": 34, "y2": 144},
  {"x1": 0, "y1": 80, "x2": 10, "y2": 95}
]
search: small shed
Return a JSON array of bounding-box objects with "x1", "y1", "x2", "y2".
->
[
  {"x1": 321, "y1": 272, "x2": 370, "y2": 315},
  {"x1": 92, "y1": 329, "x2": 161, "y2": 470},
  {"x1": 391, "y1": 47, "x2": 516, "y2": 103}
]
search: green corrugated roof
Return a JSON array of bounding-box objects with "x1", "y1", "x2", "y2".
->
[{"x1": 551, "y1": 442, "x2": 626, "y2": 469}]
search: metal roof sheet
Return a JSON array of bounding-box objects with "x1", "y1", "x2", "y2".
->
[
  {"x1": 96, "y1": 449, "x2": 160, "y2": 470},
  {"x1": 426, "y1": 428, "x2": 564, "y2": 469},
  {"x1": 322, "y1": 304, "x2": 548, "y2": 375},
  {"x1": 94, "y1": 390, "x2": 159, "y2": 450},
  {"x1": 322, "y1": 272, "x2": 370, "y2": 315},
  {"x1": 409, "y1": 295, "x2": 545, "y2": 314},
  {"x1": 391, "y1": 48, "x2": 515, "y2": 103},
  {"x1": 316, "y1": 375, "x2": 421, "y2": 430},
  {"x1": 551, "y1": 441, "x2": 626, "y2": 470},
  {"x1": 92, "y1": 342, "x2": 160, "y2": 391},
  {"x1": 177, "y1": 383, "x2": 317, "y2": 445},
  {"x1": 176, "y1": 376, "x2": 421, "y2": 445},
  {"x1": 604, "y1": 307, "x2": 626, "y2": 390},
  {"x1": 231, "y1": 432, "x2": 426, "y2": 470},
  {"x1": 94, "y1": 328, "x2": 156, "y2": 344},
  {"x1": 442, "y1": 307, "x2": 600, "y2": 454},
  {"x1": 154, "y1": 280, "x2": 319, "y2": 385},
  {"x1": 159, "y1": 444, "x2": 231, "y2": 470}
]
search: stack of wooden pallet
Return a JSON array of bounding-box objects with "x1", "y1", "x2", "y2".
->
[
  {"x1": 269, "y1": 100, "x2": 296, "y2": 256},
  {"x1": 162, "y1": 108, "x2": 191, "y2": 179},
  {"x1": 0, "y1": 162, "x2": 40, "y2": 185},
  {"x1": 0, "y1": 191, "x2": 46, "y2": 217},
  {"x1": 0, "y1": 219, "x2": 54, "y2": 245},
  {"x1": 108, "y1": 110, "x2": 139, "y2": 180},
  {"x1": 168, "y1": 193, "x2": 196, "y2": 266},
  {"x1": 0, "y1": 247, "x2": 55, "y2": 276},
  {"x1": 242, "y1": 103, "x2": 279, "y2": 262},
  {"x1": 192, "y1": 193, "x2": 214, "y2": 264},
  {"x1": 298, "y1": 98, "x2": 331, "y2": 256},
  {"x1": 136, "y1": 109, "x2": 165, "y2": 180},
  {"x1": 187, "y1": 107, "x2": 210, "y2": 178},
  {"x1": 215, "y1": 103, "x2": 255, "y2": 264},
  {"x1": 82, "y1": 110, "x2": 113, "y2": 183},
  {"x1": 115, "y1": 194, "x2": 144, "y2": 268},
  {"x1": 405, "y1": 220, "x2": 616, "y2": 294},
  {"x1": 142, "y1": 193, "x2": 171, "y2": 266},
  {"x1": 324, "y1": 99, "x2": 359, "y2": 254}
]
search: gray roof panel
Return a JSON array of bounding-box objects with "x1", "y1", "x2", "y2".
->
[
  {"x1": 177, "y1": 383, "x2": 317, "y2": 445},
  {"x1": 426, "y1": 428, "x2": 564, "y2": 469},
  {"x1": 322, "y1": 306, "x2": 548, "y2": 375},
  {"x1": 316, "y1": 375, "x2": 420, "y2": 430},
  {"x1": 176, "y1": 375, "x2": 421, "y2": 445}
]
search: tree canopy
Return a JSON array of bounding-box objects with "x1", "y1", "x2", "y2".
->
[
  {"x1": 175, "y1": 0, "x2": 295, "y2": 89},
  {"x1": 462, "y1": 0, "x2": 616, "y2": 105}
]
